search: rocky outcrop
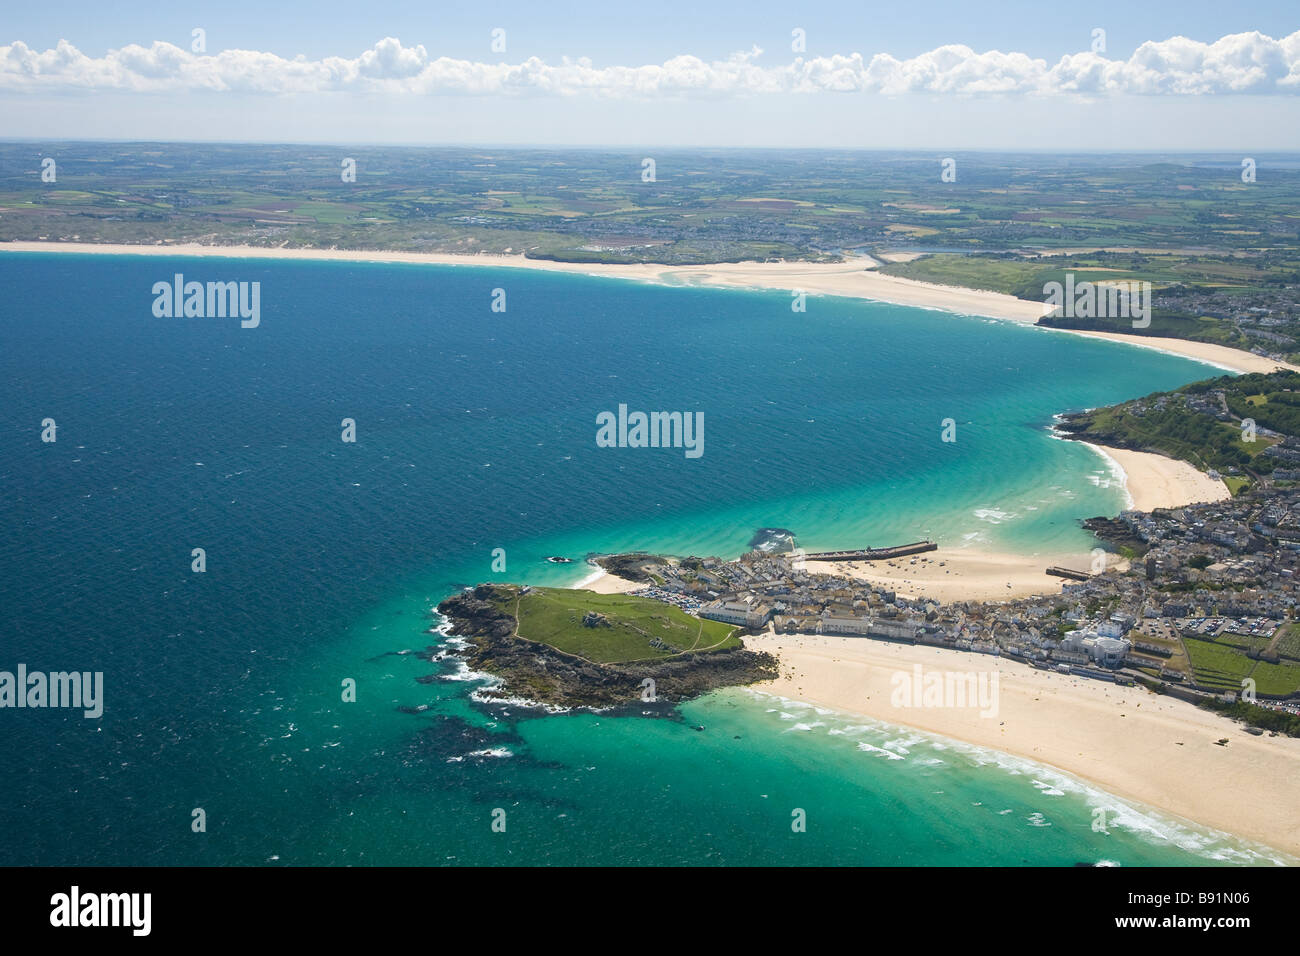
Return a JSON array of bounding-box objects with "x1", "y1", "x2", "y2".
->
[
  {"x1": 586, "y1": 552, "x2": 659, "y2": 583},
  {"x1": 1081, "y1": 516, "x2": 1150, "y2": 556},
  {"x1": 433, "y1": 584, "x2": 778, "y2": 710}
]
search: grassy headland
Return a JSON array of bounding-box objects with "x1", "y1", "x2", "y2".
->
[
  {"x1": 498, "y1": 586, "x2": 740, "y2": 664},
  {"x1": 434, "y1": 583, "x2": 769, "y2": 709},
  {"x1": 1056, "y1": 370, "x2": 1300, "y2": 486}
]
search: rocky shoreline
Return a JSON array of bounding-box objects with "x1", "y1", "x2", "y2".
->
[{"x1": 433, "y1": 584, "x2": 779, "y2": 710}]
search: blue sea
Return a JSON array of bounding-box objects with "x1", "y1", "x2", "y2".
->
[{"x1": 0, "y1": 252, "x2": 1285, "y2": 865}]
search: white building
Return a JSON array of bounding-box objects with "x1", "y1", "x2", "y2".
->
[
  {"x1": 700, "y1": 600, "x2": 772, "y2": 629},
  {"x1": 1091, "y1": 636, "x2": 1132, "y2": 667},
  {"x1": 817, "y1": 615, "x2": 873, "y2": 636},
  {"x1": 1062, "y1": 629, "x2": 1131, "y2": 667}
]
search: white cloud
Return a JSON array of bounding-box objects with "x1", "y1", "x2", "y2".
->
[{"x1": 3, "y1": 31, "x2": 1300, "y2": 97}]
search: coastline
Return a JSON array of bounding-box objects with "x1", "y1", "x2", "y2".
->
[
  {"x1": 16, "y1": 239, "x2": 1243, "y2": 600},
  {"x1": 579, "y1": 439, "x2": 1217, "y2": 608},
  {"x1": 744, "y1": 632, "x2": 1300, "y2": 860},
  {"x1": 1043, "y1": 327, "x2": 1298, "y2": 376},
  {"x1": 813, "y1": 440, "x2": 1227, "y2": 605},
  {"x1": 6, "y1": 240, "x2": 1292, "y2": 375},
  {"x1": 819, "y1": 548, "x2": 1112, "y2": 604},
  {"x1": 1080, "y1": 443, "x2": 1230, "y2": 513},
  {"x1": 0, "y1": 240, "x2": 1052, "y2": 324},
  {"x1": 15, "y1": 240, "x2": 1291, "y2": 860},
  {"x1": 573, "y1": 568, "x2": 643, "y2": 594}
]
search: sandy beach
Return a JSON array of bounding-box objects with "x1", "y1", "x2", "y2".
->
[
  {"x1": 1084, "y1": 443, "x2": 1230, "y2": 513},
  {"x1": 22, "y1": 240, "x2": 1287, "y2": 855},
  {"x1": 576, "y1": 569, "x2": 644, "y2": 594},
  {"x1": 1048, "y1": 328, "x2": 1298, "y2": 375},
  {"x1": 744, "y1": 632, "x2": 1300, "y2": 859},
  {"x1": 822, "y1": 548, "x2": 1108, "y2": 604},
  {"x1": 821, "y1": 440, "x2": 1226, "y2": 604},
  {"x1": 0, "y1": 241, "x2": 1048, "y2": 322}
]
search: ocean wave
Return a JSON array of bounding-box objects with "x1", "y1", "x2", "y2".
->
[
  {"x1": 857, "y1": 742, "x2": 906, "y2": 760},
  {"x1": 442, "y1": 661, "x2": 503, "y2": 684},
  {"x1": 571, "y1": 567, "x2": 605, "y2": 589},
  {"x1": 739, "y1": 686, "x2": 1292, "y2": 865},
  {"x1": 828, "y1": 724, "x2": 876, "y2": 736},
  {"x1": 468, "y1": 689, "x2": 572, "y2": 714}
]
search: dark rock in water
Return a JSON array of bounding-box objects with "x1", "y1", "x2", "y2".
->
[
  {"x1": 435, "y1": 583, "x2": 780, "y2": 710},
  {"x1": 545, "y1": 556, "x2": 573, "y2": 563},
  {"x1": 586, "y1": 552, "x2": 658, "y2": 583},
  {"x1": 428, "y1": 587, "x2": 516, "y2": 641},
  {"x1": 1081, "y1": 516, "x2": 1149, "y2": 556},
  {"x1": 402, "y1": 713, "x2": 523, "y2": 760}
]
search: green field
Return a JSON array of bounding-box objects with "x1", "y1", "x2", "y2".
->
[
  {"x1": 1184, "y1": 635, "x2": 1300, "y2": 696},
  {"x1": 1184, "y1": 636, "x2": 1260, "y2": 691},
  {"x1": 500, "y1": 587, "x2": 741, "y2": 664},
  {"x1": 881, "y1": 248, "x2": 1300, "y2": 361},
  {"x1": 1251, "y1": 659, "x2": 1300, "y2": 696},
  {"x1": 1269, "y1": 623, "x2": 1300, "y2": 660},
  {"x1": 1223, "y1": 475, "x2": 1252, "y2": 495},
  {"x1": 1217, "y1": 631, "x2": 1276, "y2": 656}
]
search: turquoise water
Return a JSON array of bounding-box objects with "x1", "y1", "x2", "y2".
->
[{"x1": 0, "y1": 252, "x2": 1283, "y2": 865}]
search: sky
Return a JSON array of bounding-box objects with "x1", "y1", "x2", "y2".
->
[{"x1": 1, "y1": 0, "x2": 1298, "y2": 149}]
